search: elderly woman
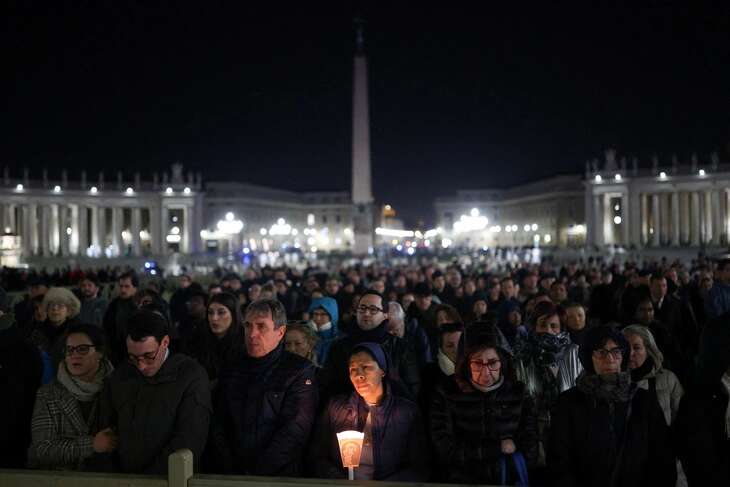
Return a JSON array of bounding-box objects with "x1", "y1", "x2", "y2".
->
[
  {"x1": 285, "y1": 322, "x2": 320, "y2": 366},
  {"x1": 311, "y1": 342, "x2": 429, "y2": 481},
  {"x1": 29, "y1": 287, "x2": 82, "y2": 371},
  {"x1": 27, "y1": 323, "x2": 116, "y2": 470},
  {"x1": 430, "y1": 325, "x2": 538, "y2": 484},
  {"x1": 548, "y1": 326, "x2": 677, "y2": 487},
  {"x1": 188, "y1": 292, "x2": 244, "y2": 385},
  {"x1": 514, "y1": 301, "x2": 581, "y2": 468}
]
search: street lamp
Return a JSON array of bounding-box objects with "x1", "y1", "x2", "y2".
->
[{"x1": 217, "y1": 212, "x2": 244, "y2": 258}]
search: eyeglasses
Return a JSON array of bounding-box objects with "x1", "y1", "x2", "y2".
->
[
  {"x1": 47, "y1": 302, "x2": 68, "y2": 310},
  {"x1": 469, "y1": 359, "x2": 501, "y2": 371},
  {"x1": 65, "y1": 344, "x2": 95, "y2": 356},
  {"x1": 128, "y1": 343, "x2": 163, "y2": 365},
  {"x1": 593, "y1": 348, "x2": 623, "y2": 360},
  {"x1": 356, "y1": 305, "x2": 384, "y2": 315}
]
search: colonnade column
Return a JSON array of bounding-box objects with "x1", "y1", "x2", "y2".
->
[
  {"x1": 640, "y1": 193, "x2": 649, "y2": 245},
  {"x1": 59, "y1": 205, "x2": 70, "y2": 257},
  {"x1": 111, "y1": 207, "x2": 123, "y2": 256},
  {"x1": 161, "y1": 206, "x2": 169, "y2": 254},
  {"x1": 712, "y1": 190, "x2": 724, "y2": 246},
  {"x1": 70, "y1": 204, "x2": 80, "y2": 255},
  {"x1": 703, "y1": 191, "x2": 713, "y2": 245},
  {"x1": 98, "y1": 207, "x2": 107, "y2": 254},
  {"x1": 651, "y1": 194, "x2": 660, "y2": 247},
  {"x1": 90, "y1": 206, "x2": 100, "y2": 251},
  {"x1": 690, "y1": 192, "x2": 701, "y2": 246},
  {"x1": 150, "y1": 205, "x2": 162, "y2": 255},
  {"x1": 680, "y1": 192, "x2": 690, "y2": 245},
  {"x1": 671, "y1": 192, "x2": 680, "y2": 246},
  {"x1": 593, "y1": 194, "x2": 604, "y2": 246},
  {"x1": 621, "y1": 193, "x2": 630, "y2": 246},
  {"x1": 131, "y1": 207, "x2": 142, "y2": 257}
]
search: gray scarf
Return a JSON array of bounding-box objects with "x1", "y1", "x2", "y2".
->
[
  {"x1": 57, "y1": 359, "x2": 113, "y2": 402},
  {"x1": 577, "y1": 370, "x2": 635, "y2": 404}
]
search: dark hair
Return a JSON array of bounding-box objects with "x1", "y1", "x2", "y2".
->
[
  {"x1": 80, "y1": 275, "x2": 101, "y2": 288},
  {"x1": 529, "y1": 301, "x2": 562, "y2": 329},
  {"x1": 360, "y1": 290, "x2": 384, "y2": 305},
  {"x1": 717, "y1": 258, "x2": 730, "y2": 272},
  {"x1": 455, "y1": 324, "x2": 514, "y2": 391},
  {"x1": 650, "y1": 272, "x2": 666, "y2": 283},
  {"x1": 119, "y1": 271, "x2": 139, "y2": 288},
  {"x1": 208, "y1": 292, "x2": 242, "y2": 330},
  {"x1": 435, "y1": 303, "x2": 462, "y2": 323},
  {"x1": 440, "y1": 322, "x2": 465, "y2": 347},
  {"x1": 127, "y1": 309, "x2": 169, "y2": 342},
  {"x1": 562, "y1": 301, "x2": 584, "y2": 311},
  {"x1": 66, "y1": 323, "x2": 108, "y2": 358}
]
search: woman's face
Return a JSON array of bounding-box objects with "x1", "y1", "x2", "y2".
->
[
  {"x1": 34, "y1": 303, "x2": 47, "y2": 322},
  {"x1": 436, "y1": 310, "x2": 451, "y2": 326},
  {"x1": 285, "y1": 329, "x2": 313, "y2": 359},
  {"x1": 207, "y1": 302, "x2": 233, "y2": 338},
  {"x1": 468, "y1": 348, "x2": 502, "y2": 388},
  {"x1": 47, "y1": 301, "x2": 69, "y2": 326},
  {"x1": 627, "y1": 334, "x2": 648, "y2": 370},
  {"x1": 508, "y1": 309, "x2": 522, "y2": 326},
  {"x1": 591, "y1": 338, "x2": 623, "y2": 375},
  {"x1": 64, "y1": 332, "x2": 101, "y2": 381},
  {"x1": 473, "y1": 300, "x2": 487, "y2": 317},
  {"x1": 349, "y1": 351, "x2": 385, "y2": 399},
  {"x1": 535, "y1": 314, "x2": 561, "y2": 335},
  {"x1": 311, "y1": 308, "x2": 330, "y2": 327}
]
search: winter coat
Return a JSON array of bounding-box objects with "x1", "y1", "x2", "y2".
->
[
  {"x1": 547, "y1": 385, "x2": 677, "y2": 487},
  {"x1": 0, "y1": 323, "x2": 43, "y2": 468},
  {"x1": 102, "y1": 297, "x2": 138, "y2": 366},
  {"x1": 78, "y1": 296, "x2": 109, "y2": 327},
  {"x1": 635, "y1": 367, "x2": 683, "y2": 426},
  {"x1": 704, "y1": 281, "x2": 730, "y2": 319},
  {"x1": 27, "y1": 380, "x2": 102, "y2": 470},
  {"x1": 675, "y1": 384, "x2": 730, "y2": 486},
  {"x1": 98, "y1": 353, "x2": 211, "y2": 474},
  {"x1": 311, "y1": 387, "x2": 429, "y2": 481},
  {"x1": 429, "y1": 376, "x2": 539, "y2": 484},
  {"x1": 210, "y1": 344, "x2": 318, "y2": 476}
]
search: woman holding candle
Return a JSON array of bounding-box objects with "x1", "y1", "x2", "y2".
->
[{"x1": 310, "y1": 342, "x2": 429, "y2": 481}]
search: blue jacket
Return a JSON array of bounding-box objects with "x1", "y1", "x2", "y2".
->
[
  {"x1": 309, "y1": 297, "x2": 339, "y2": 364},
  {"x1": 311, "y1": 385, "x2": 429, "y2": 481},
  {"x1": 705, "y1": 282, "x2": 730, "y2": 319}
]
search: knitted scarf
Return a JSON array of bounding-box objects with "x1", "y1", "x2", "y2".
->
[
  {"x1": 577, "y1": 370, "x2": 635, "y2": 404},
  {"x1": 57, "y1": 358, "x2": 114, "y2": 402}
]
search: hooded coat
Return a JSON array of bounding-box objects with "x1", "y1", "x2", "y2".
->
[{"x1": 308, "y1": 297, "x2": 339, "y2": 365}]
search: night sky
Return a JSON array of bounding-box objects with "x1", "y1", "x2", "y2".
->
[{"x1": 6, "y1": 3, "x2": 730, "y2": 226}]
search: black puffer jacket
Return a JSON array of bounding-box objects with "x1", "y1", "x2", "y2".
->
[
  {"x1": 310, "y1": 384, "x2": 429, "y2": 481},
  {"x1": 547, "y1": 386, "x2": 676, "y2": 487},
  {"x1": 429, "y1": 376, "x2": 538, "y2": 484},
  {"x1": 210, "y1": 343, "x2": 318, "y2": 476}
]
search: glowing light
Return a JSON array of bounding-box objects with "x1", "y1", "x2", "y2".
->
[
  {"x1": 183, "y1": 187, "x2": 191, "y2": 194},
  {"x1": 424, "y1": 239, "x2": 431, "y2": 247},
  {"x1": 53, "y1": 185, "x2": 62, "y2": 193},
  {"x1": 165, "y1": 187, "x2": 173, "y2": 194},
  {"x1": 15, "y1": 184, "x2": 24, "y2": 191},
  {"x1": 699, "y1": 169, "x2": 706, "y2": 176},
  {"x1": 90, "y1": 186, "x2": 98, "y2": 194},
  {"x1": 470, "y1": 208, "x2": 480, "y2": 217},
  {"x1": 217, "y1": 217, "x2": 243, "y2": 235},
  {"x1": 269, "y1": 219, "x2": 292, "y2": 236},
  {"x1": 533, "y1": 234, "x2": 540, "y2": 243},
  {"x1": 423, "y1": 228, "x2": 441, "y2": 238},
  {"x1": 139, "y1": 230, "x2": 150, "y2": 240},
  {"x1": 307, "y1": 237, "x2": 316, "y2": 246},
  {"x1": 260, "y1": 228, "x2": 268, "y2": 236},
  {"x1": 166, "y1": 234, "x2": 181, "y2": 243},
  {"x1": 307, "y1": 214, "x2": 315, "y2": 226},
  {"x1": 396, "y1": 244, "x2": 403, "y2": 251},
  {"x1": 66, "y1": 227, "x2": 72, "y2": 236},
  {"x1": 170, "y1": 226, "x2": 180, "y2": 235},
  {"x1": 506, "y1": 226, "x2": 512, "y2": 233},
  {"x1": 375, "y1": 227, "x2": 415, "y2": 238},
  {"x1": 172, "y1": 216, "x2": 178, "y2": 223},
  {"x1": 614, "y1": 204, "x2": 620, "y2": 211},
  {"x1": 614, "y1": 216, "x2": 622, "y2": 224},
  {"x1": 343, "y1": 227, "x2": 353, "y2": 236},
  {"x1": 595, "y1": 175, "x2": 602, "y2": 183},
  {"x1": 531, "y1": 223, "x2": 538, "y2": 231},
  {"x1": 659, "y1": 171, "x2": 667, "y2": 180},
  {"x1": 384, "y1": 204, "x2": 392, "y2": 211},
  {"x1": 243, "y1": 247, "x2": 250, "y2": 254},
  {"x1": 512, "y1": 225, "x2": 518, "y2": 232},
  {"x1": 225, "y1": 212, "x2": 234, "y2": 221},
  {"x1": 453, "y1": 214, "x2": 489, "y2": 233},
  {"x1": 614, "y1": 174, "x2": 622, "y2": 181},
  {"x1": 291, "y1": 228, "x2": 299, "y2": 236},
  {"x1": 277, "y1": 218, "x2": 285, "y2": 225},
  {"x1": 441, "y1": 238, "x2": 453, "y2": 248},
  {"x1": 523, "y1": 224, "x2": 531, "y2": 232},
  {"x1": 407, "y1": 247, "x2": 415, "y2": 255},
  {"x1": 125, "y1": 187, "x2": 134, "y2": 195},
  {"x1": 544, "y1": 234, "x2": 552, "y2": 243}
]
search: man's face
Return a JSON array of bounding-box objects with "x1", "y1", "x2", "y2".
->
[
  {"x1": 127, "y1": 335, "x2": 169, "y2": 378},
  {"x1": 118, "y1": 278, "x2": 137, "y2": 300},
  {"x1": 650, "y1": 278, "x2": 667, "y2": 302},
  {"x1": 523, "y1": 275, "x2": 538, "y2": 290},
  {"x1": 370, "y1": 280, "x2": 385, "y2": 295},
  {"x1": 564, "y1": 306, "x2": 586, "y2": 331},
  {"x1": 326, "y1": 279, "x2": 341, "y2": 296},
  {"x1": 415, "y1": 294, "x2": 432, "y2": 312},
  {"x1": 311, "y1": 307, "x2": 331, "y2": 328},
  {"x1": 79, "y1": 279, "x2": 98, "y2": 299},
  {"x1": 501, "y1": 280, "x2": 515, "y2": 299},
  {"x1": 244, "y1": 311, "x2": 285, "y2": 358},
  {"x1": 441, "y1": 331, "x2": 462, "y2": 363},
  {"x1": 549, "y1": 283, "x2": 568, "y2": 303},
  {"x1": 356, "y1": 294, "x2": 387, "y2": 331},
  {"x1": 180, "y1": 276, "x2": 192, "y2": 289},
  {"x1": 635, "y1": 301, "x2": 654, "y2": 325},
  {"x1": 433, "y1": 275, "x2": 445, "y2": 290},
  {"x1": 447, "y1": 270, "x2": 462, "y2": 288}
]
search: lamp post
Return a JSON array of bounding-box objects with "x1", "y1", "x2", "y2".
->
[{"x1": 217, "y1": 212, "x2": 244, "y2": 259}]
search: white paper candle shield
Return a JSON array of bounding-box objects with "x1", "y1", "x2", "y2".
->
[{"x1": 337, "y1": 430, "x2": 365, "y2": 468}]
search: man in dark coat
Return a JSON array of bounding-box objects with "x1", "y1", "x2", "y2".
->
[
  {"x1": 210, "y1": 298, "x2": 318, "y2": 476},
  {"x1": 675, "y1": 313, "x2": 730, "y2": 486},
  {"x1": 0, "y1": 309, "x2": 43, "y2": 468},
  {"x1": 103, "y1": 272, "x2": 139, "y2": 366},
  {"x1": 320, "y1": 291, "x2": 420, "y2": 401},
  {"x1": 99, "y1": 309, "x2": 211, "y2": 474}
]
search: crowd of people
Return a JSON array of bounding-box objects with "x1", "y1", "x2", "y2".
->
[{"x1": 0, "y1": 254, "x2": 729, "y2": 486}]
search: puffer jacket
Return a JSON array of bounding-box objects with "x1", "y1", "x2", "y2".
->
[
  {"x1": 311, "y1": 385, "x2": 429, "y2": 481},
  {"x1": 635, "y1": 367, "x2": 683, "y2": 426},
  {"x1": 429, "y1": 376, "x2": 538, "y2": 484},
  {"x1": 210, "y1": 345, "x2": 318, "y2": 476},
  {"x1": 99, "y1": 353, "x2": 212, "y2": 474}
]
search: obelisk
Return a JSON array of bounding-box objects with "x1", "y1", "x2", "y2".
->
[{"x1": 351, "y1": 18, "x2": 374, "y2": 255}]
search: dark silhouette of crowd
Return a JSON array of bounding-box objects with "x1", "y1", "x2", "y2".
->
[{"x1": 1, "y1": 254, "x2": 729, "y2": 486}]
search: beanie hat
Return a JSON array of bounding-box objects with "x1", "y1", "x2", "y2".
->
[
  {"x1": 351, "y1": 342, "x2": 388, "y2": 373},
  {"x1": 579, "y1": 325, "x2": 629, "y2": 374}
]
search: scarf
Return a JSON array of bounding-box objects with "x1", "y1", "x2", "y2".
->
[
  {"x1": 437, "y1": 349, "x2": 455, "y2": 376},
  {"x1": 57, "y1": 358, "x2": 114, "y2": 402},
  {"x1": 470, "y1": 375, "x2": 504, "y2": 393},
  {"x1": 630, "y1": 356, "x2": 655, "y2": 382},
  {"x1": 515, "y1": 331, "x2": 571, "y2": 367},
  {"x1": 310, "y1": 320, "x2": 332, "y2": 332},
  {"x1": 721, "y1": 373, "x2": 730, "y2": 438},
  {"x1": 351, "y1": 321, "x2": 389, "y2": 344},
  {"x1": 577, "y1": 370, "x2": 635, "y2": 404}
]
